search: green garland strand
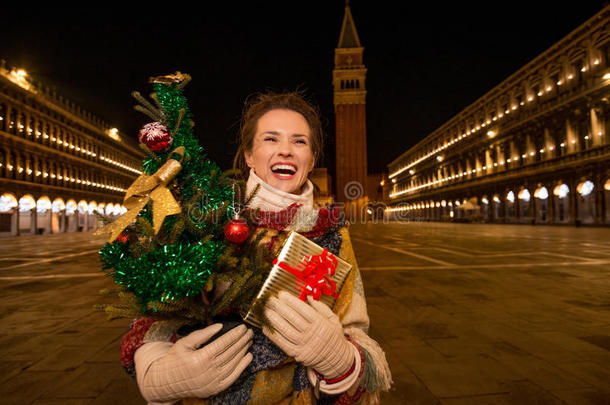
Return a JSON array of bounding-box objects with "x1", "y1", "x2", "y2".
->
[{"x1": 100, "y1": 239, "x2": 223, "y2": 308}]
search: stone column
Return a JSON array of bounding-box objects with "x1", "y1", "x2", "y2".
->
[
  {"x1": 569, "y1": 178, "x2": 578, "y2": 225},
  {"x1": 525, "y1": 135, "x2": 535, "y2": 164},
  {"x1": 595, "y1": 172, "x2": 604, "y2": 224},
  {"x1": 544, "y1": 128, "x2": 555, "y2": 159},
  {"x1": 591, "y1": 107, "x2": 604, "y2": 147},
  {"x1": 14, "y1": 206, "x2": 19, "y2": 236},
  {"x1": 31, "y1": 207, "x2": 37, "y2": 234},
  {"x1": 566, "y1": 118, "x2": 579, "y2": 154},
  {"x1": 485, "y1": 149, "x2": 492, "y2": 172},
  {"x1": 547, "y1": 183, "x2": 555, "y2": 224}
]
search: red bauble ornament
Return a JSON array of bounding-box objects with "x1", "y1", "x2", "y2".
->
[
  {"x1": 224, "y1": 218, "x2": 249, "y2": 244},
  {"x1": 139, "y1": 122, "x2": 173, "y2": 151},
  {"x1": 116, "y1": 232, "x2": 130, "y2": 244}
]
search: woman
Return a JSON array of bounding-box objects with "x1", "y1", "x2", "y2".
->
[{"x1": 122, "y1": 92, "x2": 392, "y2": 405}]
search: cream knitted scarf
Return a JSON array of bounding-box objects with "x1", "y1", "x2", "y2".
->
[{"x1": 245, "y1": 168, "x2": 318, "y2": 232}]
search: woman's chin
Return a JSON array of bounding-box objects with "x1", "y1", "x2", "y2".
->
[
  {"x1": 270, "y1": 181, "x2": 300, "y2": 195},
  {"x1": 265, "y1": 173, "x2": 303, "y2": 194}
]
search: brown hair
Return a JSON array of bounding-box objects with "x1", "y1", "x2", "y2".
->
[{"x1": 233, "y1": 91, "x2": 324, "y2": 179}]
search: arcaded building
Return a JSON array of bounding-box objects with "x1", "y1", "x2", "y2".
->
[
  {"x1": 0, "y1": 62, "x2": 144, "y2": 236},
  {"x1": 385, "y1": 6, "x2": 610, "y2": 226}
]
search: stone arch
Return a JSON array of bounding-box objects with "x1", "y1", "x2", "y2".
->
[
  {"x1": 51, "y1": 197, "x2": 67, "y2": 233},
  {"x1": 36, "y1": 196, "x2": 52, "y2": 234},
  {"x1": 36, "y1": 196, "x2": 51, "y2": 212},
  {"x1": 18, "y1": 194, "x2": 36, "y2": 234},
  {"x1": 77, "y1": 199, "x2": 88, "y2": 214},
  {"x1": 52, "y1": 197, "x2": 65, "y2": 213},
  {"x1": 0, "y1": 192, "x2": 18, "y2": 213},
  {"x1": 18, "y1": 194, "x2": 36, "y2": 211},
  {"x1": 0, "y1": 192, "x2": 18, "y2": 234},
  {"x1": 66, "y1": 199, "x2": 77, "y2": 215},
  {"x1": 105, "y1": 202, "x2": 115, "y2": 216}
]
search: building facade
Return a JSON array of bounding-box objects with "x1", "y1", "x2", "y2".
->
[
  {"x1": 385, "y1": 7, "x2": 610, "y2": 226},
  {"x1": 0, "y1": 62, "x2": 144, "y2": 236},
  {"x1": 333, "y1": 2, "x2": 368, "y2": 221}
]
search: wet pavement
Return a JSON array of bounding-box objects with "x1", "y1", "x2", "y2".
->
[{"x1": 1, "y1": 222, "x2": 609, "y2": 404}]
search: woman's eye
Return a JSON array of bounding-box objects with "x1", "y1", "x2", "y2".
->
[
  {"x1": 296, "y1": 139, "x2": 307, "y2": 145},
  {"x1": 264, "y1": 137, "x2": 277, "y2": 142}
]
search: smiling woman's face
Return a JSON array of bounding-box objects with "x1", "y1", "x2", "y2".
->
[{"x1": 244, "y1": 109, "x2": 315, "y2": 194}]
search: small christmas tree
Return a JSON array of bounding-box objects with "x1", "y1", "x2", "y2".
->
[{"x1": 95, "y1": 72, "x2": 272, "y2": 324}]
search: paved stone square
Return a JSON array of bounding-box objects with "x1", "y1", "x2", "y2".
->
[
  {"x1": 1, "y1": 222, "x2": 609, "y2": 404},
  {"x1": 352, "y1": 222, "x2": 610, "y2": 405}
]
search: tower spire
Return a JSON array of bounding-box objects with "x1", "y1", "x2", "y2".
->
[{"x1": 337, "y1": 1, "x2": 361, "y2": 48}]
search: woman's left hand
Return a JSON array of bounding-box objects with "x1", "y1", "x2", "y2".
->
[{"x1": 263, "y1": 291, "x2": 354, "y2": 379}]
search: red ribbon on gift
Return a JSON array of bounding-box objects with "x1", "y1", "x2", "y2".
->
[{"x1": 272, "y1": 249, "x2": 340, "y2": 301}]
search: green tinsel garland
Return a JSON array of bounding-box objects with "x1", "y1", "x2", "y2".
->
[{"x1": 99, "y1": 239, "x2": 223, "y2": 308}]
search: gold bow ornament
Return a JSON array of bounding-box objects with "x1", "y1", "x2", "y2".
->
[{"x1": 94, "y1": 146, "x2": 185, "y2": 242}]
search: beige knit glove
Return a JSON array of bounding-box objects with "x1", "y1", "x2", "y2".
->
[
  {"x1": 135, "y1": 323, "x2": 253, "y2": 404},
  {"x1": 263, "y1": 291, "x2": 354, "y2": 379}
]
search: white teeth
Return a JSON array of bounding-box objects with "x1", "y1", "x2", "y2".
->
[{"x1": 271, "y1": 164, "x2": 296, "y2": 173}]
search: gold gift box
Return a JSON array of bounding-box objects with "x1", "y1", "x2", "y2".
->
[{"x1": 242, "y1": 231, "x2": 352, "y2": 328}]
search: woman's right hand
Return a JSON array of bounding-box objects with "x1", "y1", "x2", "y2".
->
[{"x1": 134, "y1": 323, "x2": 254, "y2": 404}]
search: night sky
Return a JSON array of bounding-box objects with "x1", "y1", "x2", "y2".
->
[{"x1": 3, "y1": 2, "x2": 607, "y2": 180}]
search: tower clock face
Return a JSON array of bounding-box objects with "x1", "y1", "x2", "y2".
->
[{"x1": 340, "y1": 54, "x2": 360, "y2": 66}]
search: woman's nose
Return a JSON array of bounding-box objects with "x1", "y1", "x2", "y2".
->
[{"x1": 277, "y1": 139, "x2": 294, "y2": 156}]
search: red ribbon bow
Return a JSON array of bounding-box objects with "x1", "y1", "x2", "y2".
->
[{"x1": 272, "y1": 249, "x2": 340, "y2": 301}]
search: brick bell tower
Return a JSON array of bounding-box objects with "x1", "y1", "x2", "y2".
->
[{"x1": 333, "y1": 0, "x2": 368, "y2": 221}]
